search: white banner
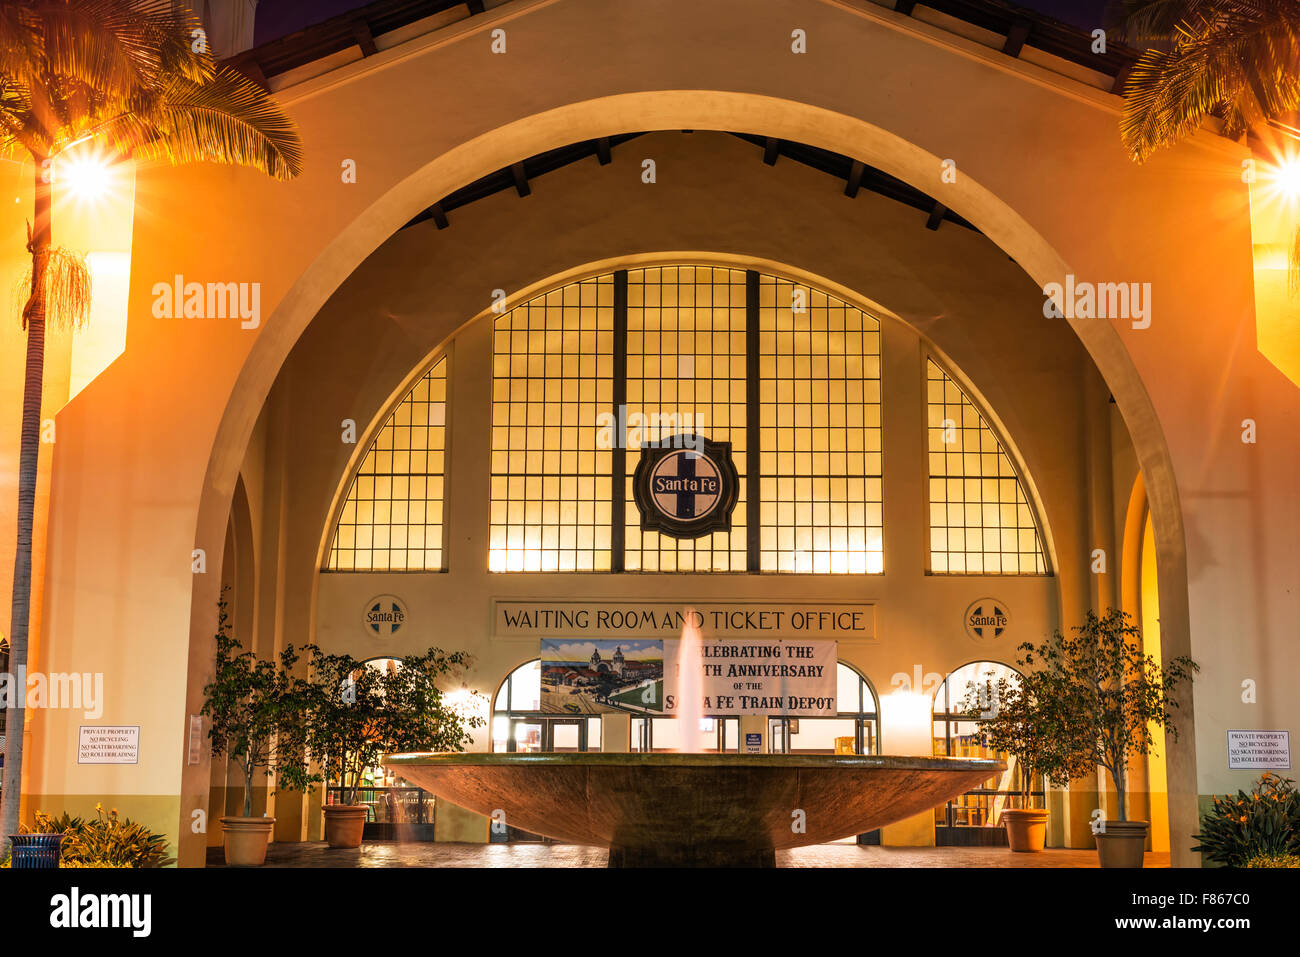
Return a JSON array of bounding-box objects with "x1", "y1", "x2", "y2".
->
[{"x1": 663, "y1": 639, "x2": 837, "y2": 716}]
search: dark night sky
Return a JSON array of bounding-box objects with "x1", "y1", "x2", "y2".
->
[{"x1": 253, "y1": 0, "x2": 1118, "y2": 47}]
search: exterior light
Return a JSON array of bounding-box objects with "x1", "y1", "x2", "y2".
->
[
  {"x1": 1272, "y1": 157, "x2": 1300, "y2": 199},
  {"x1": 60, "y1": 150, "x2": 113, "y2": 201}
]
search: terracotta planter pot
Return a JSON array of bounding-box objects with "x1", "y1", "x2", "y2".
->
[
  {"x1": 1000, "y1": 808, "x2": 1049, "y2": 852},
  {"x1": 220, "y1": 816, "x2": 275, "y2": 867},
  {"x1": 322, "y1": 804, "x2": 368, "y2": 848},
  {"x1": 1095, "y1": 819, "x2": 1149, "y2": 868}
]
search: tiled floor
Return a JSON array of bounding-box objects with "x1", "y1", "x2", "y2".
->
[{"x1": 207, "y1": 841, "x2": 1169, "y2": 868}]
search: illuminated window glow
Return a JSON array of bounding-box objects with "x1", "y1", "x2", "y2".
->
[
  {"x1": 623, "y1": 266, "x2": 748, "y2": 572},
  {"x1": 926, "y1": 360, "x2": 1045, "y2": 574},
  {"x1": 326, "y1": 357, "x2": 448, "y2": 571},
  {"x1": 759, "y1": 277, "x2": 883, "y2": 573},
  {"x1": 489, "y1": 276, "x2": 615, "y2": 571}
]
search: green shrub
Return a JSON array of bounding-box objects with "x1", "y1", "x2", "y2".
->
[
  {"x1": 1243, "y1": 853, "x2": 1300, "y2": 868},
  {"x1": 1192, "y1": 773, "x2": 1300, "y2": 867},
  {"x1": 7, "y1": 805, "x2": 175, "y2": 868}
]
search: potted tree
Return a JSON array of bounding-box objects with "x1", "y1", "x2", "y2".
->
[
  {"x1": 960, "y1": 663, "x2": 1077, "y2": 852},
  {"x1": 306, "y1": 647, "x2": 480, "y2": 849},
  {"x1": 1018, "y1": 608, "x2": 1198, "y2": 868},
  {"x1": 201, "y1": 597, "x2": 315, "y2": 867}
]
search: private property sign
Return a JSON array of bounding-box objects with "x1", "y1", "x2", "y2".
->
[
  {"x1": 495, "y1": 600, "x2": 875, "y2": 640},
  {"x1": 77, "y1": 725, "x2": 140, "y2": 765},
  {"x1": 1226, "y1": 730, "x2": 1291, "y2": 769},
  {"x1": 664, "y1": 638, "x2": 838, "y2": 716}
]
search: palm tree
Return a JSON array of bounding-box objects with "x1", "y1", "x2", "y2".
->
[{"x1": 0, "y1": 0, "x2": 302, "y2": 857}]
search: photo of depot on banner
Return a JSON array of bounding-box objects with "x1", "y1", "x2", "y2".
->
[{"x1": 663, "y1": 635, "x2": 838, "y2": 716}]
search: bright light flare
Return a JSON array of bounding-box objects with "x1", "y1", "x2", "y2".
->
[
  {"x1": 59, "y1": 150, "x2": 113, "y2": 201},
  {"x1": 1271, "y1": 157, "x2": 1300, "y2": 199}
]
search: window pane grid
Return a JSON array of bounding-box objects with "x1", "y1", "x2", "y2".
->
[
  {"x1": 926, "y1": 360, "x2": 1046, "y2": 574},
  {"x1": 327, "y1": 356, "x2": 448, "y2": 571},
  {"x1": 758, "y1": 277, "x2": 883, "y2": 574},
  {"x1": 489, "y1": 276, "x2": 615, "y2": 571},
  {"x1": 623, "y1": 266, "x2": 749, "y2": 572}
]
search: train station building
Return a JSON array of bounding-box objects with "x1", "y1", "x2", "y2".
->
[{"x1": 1, "y1": 0, "x2": 1296, "y2": 867}]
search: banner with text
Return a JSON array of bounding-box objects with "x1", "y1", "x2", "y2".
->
[{"x1": 664, "y1": 639, "x2": 837, "y2": 716}]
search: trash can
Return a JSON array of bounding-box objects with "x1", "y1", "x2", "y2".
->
[{"x1": 7, "y1": 834, "x2": 63, "y2": 868}]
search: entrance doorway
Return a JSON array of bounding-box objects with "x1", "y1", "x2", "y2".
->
[{"x1": 931, "y1": 661, "x2": 1043, "y2": 847}]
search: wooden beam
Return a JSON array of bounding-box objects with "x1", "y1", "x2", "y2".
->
[
  {"x1": 431, "y1": 203, "x2": 449, "y2": 229},
  {"x1": 1002, "y1": 19, "x2": 1031, "y2": 58},
  {"x1": 844, "y1": 159, "x2": 866, "y2": 197},
  {"x1": 925, "y1": 201, "x2": 947, "y2": 231},
  {"x1": 351, "y1": 20, "x2": 378, "y2": 57},
  {"x1": 1111, "y1": 58, "x2": 1135, "y2": 95},
  {"x1": 763, "y1": 137, "x2": 780, "y2": 166},
  {"x1": 236, "y1": 57, "x2": 269, "y2": 91},
  {"x1": 595, "y1": 136, "x2": 612, "y2": 166},
  {"x1": 511, "y1": 161, "x2": 530, "y2": 197}
]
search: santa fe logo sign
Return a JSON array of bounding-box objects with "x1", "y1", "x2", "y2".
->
[{"x1": 633, "y1": 435, "x2": 739, "y2": 539}]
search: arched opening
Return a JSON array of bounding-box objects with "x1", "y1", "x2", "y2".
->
[
  {"x1": 931, "y1": 660, "x2": 1035, "y2": 847},
  {"x1": 180, "y1": 96, "x2": 1194, "y2": 865}
]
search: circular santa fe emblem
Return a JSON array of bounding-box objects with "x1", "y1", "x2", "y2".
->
[
  {"x1": 964, "y1": 598, "x2": 1010, "y2": 642},
  {"x1": 364, "y1": 595, "x2": 407, "y2": 638},
  {"x1": 633, "y1": 435, "x2": 739, "y2": 539}
]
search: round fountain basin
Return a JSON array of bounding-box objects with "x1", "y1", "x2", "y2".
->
[{"x1": 384, "y1": 752, "x2": 1004, "y2": 867}]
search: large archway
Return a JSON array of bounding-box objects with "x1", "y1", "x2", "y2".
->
[{"x1": 180, "y1": 94, "x2": 1194, "y2": 867}]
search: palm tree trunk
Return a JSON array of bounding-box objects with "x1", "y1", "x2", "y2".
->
[{"x1": 1, "y1": 158, "x2": 51, "y2": 856}]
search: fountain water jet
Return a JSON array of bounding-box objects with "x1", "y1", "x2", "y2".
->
[{"x1": 674, "y1": 610, "x2": 708, "y2": 753}]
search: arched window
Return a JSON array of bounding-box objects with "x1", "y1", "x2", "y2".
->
[
  {"x1": 491, "y1": 659, "x2": 602, "y2": 753},
  {"x1": 325, "y1": 356, "x2": 449, "y2": 571},
  {"x1": 487, "y1": 265, "x2": 884, "y2": 574},
  {"x1": 769, "y1": 662, "x2": 880, "y2": 754},
  {"x1": 931, "y1": 660, "x2": 1041, "y2": 844},
  {"x1": 925, "y1": 360, "x2": 1046, "y2": 574}
]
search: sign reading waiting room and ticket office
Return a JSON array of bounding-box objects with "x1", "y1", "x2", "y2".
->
[
  {"x1": 505, "y1": 600, "x2": 873, "y2": 718},
  {"x1": 496, "y1": 600, "x2": 875, "y2": 640}
]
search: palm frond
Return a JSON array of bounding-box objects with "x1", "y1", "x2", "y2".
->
[
  {"x1": 14, "y1": 245, "x2": 92, "y2": 331},
  {"x1": 0, "y1": 3, "x2": 42, "y2": 84},
  {"x1": 29, "y1": 0, "x2": 212, "y2": 94},
  {"x1": 1121, "y1": 0, "x2": 1300, "y2": 160},
  {"x1": 100, "y1": 66, "x2": 303, "y2": 180},
  {"x1": 1107, "y1": 0, "x2": 1216, "y2": 43}
]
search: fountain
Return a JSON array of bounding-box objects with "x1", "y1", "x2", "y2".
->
[{"x1": 386, "y1": 614, "x2": 1003, "y2": 866}]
